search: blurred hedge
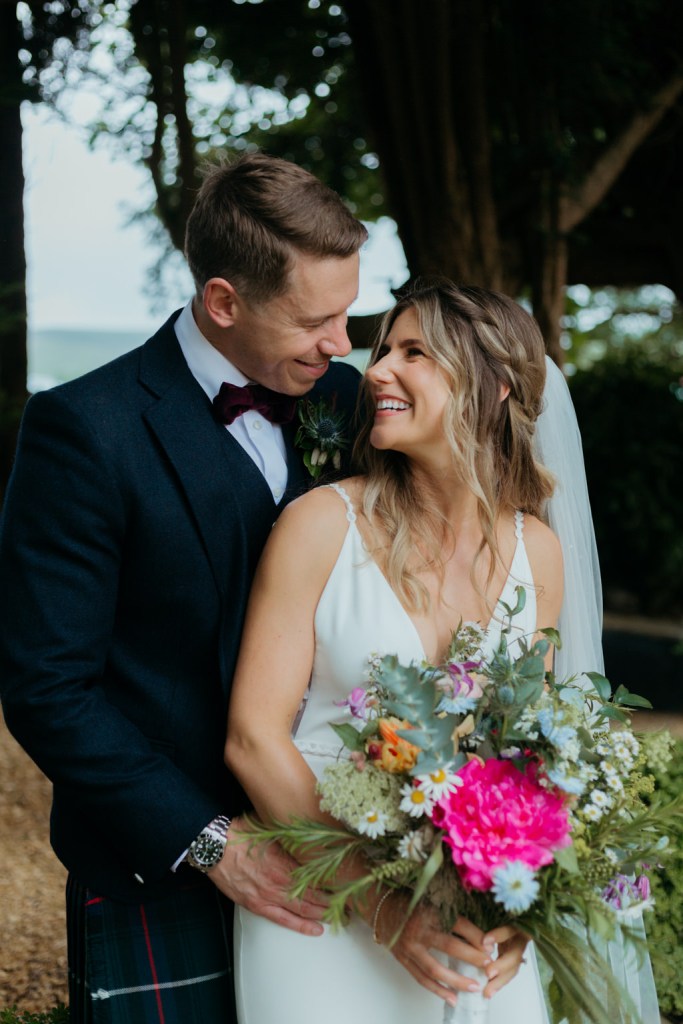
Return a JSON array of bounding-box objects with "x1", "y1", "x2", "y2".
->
[
  {"x1": 648, "y1": 738, "x2": 683, "y2": 1021},
  {"x1": 569, "y1": 349, "x2": 683, "y2": 616},
  {"x1": 0, "y1": 1009, "x2": 68, "y2": 1024}
]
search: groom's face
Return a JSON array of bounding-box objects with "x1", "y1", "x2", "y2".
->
[{"x1": 226, "y1": 252, "x2": 359, "y2": 395}]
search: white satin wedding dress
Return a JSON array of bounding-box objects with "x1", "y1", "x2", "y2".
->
[{"x1": 234, "y1": 485, "x2": 550, "y2": 1024}]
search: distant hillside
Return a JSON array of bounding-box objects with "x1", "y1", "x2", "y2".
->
[{"x1": 28, "y1": 327, "x2": 371, "y2": 392}]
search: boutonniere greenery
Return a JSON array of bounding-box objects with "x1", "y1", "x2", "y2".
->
[{"x1": 295, "y1": 396, "x2": 349, "y2": 479}]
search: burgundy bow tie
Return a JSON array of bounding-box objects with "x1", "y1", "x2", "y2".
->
[{"x1": 212, "y1": 381, "x2": 298, "y2": 426}]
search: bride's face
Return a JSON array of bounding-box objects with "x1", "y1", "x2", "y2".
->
[{"x1": 365, "y1": 308, "x2": 452, "y2": 459}]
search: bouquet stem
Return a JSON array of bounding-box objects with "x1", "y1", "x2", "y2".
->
[{"x1": 443, "y1": 958, "x2": 489, "y2": 1023}]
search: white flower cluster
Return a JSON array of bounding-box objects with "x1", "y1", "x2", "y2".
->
[
  {"x1": 317, "y1": 761, "x2": 407, "y2": 835},
  {"x1": 576, "y1": 730, "x2": 640, "y2": 824},
  {"x1": 514, "y1": 691, "x2": 591, "y2": 796},
  {"x1": 447, "y1": 620, "x2": 487, "y2": 662}
]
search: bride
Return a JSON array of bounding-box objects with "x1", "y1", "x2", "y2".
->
[{"x1": 225, "y1": 279, "x2": 656, "y2": 1023}]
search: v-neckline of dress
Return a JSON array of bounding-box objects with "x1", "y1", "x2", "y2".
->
[{"x1": 348, "y1": 518, "x2": 520, "y2": 665}]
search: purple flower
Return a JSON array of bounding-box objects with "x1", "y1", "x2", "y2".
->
[
  {"x1": 635, "y1": 875, "x2": 651, "y2": 901},
  {"x1": 602, "y1": 874, "x2": 654, "y2": 917},
  {"x1": 335, "y1": 686, "x2": 371, "y2": 720},
  {"x1": 446, "y1": 660, "x2": 484, "y2": 698}
]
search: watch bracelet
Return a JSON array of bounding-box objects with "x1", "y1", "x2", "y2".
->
[{"x1": 186, "y1": 814, "x2": 231, "y2": 872}]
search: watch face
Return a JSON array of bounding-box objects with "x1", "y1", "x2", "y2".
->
[{"x1": 192, "y1": 833, "x2": 224, "y2": 868}]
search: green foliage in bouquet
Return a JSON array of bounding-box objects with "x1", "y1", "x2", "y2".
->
[{"x1": 242, "y1": 590, "x2": 683, "y2": 1024}]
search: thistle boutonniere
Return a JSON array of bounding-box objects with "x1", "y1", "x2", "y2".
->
[{"x1": 295, "y1": 395, "x2": 349, "y2": 479}]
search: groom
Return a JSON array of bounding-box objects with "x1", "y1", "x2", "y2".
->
[{"x1": 0, "y1": 152, "x2": 367, "y2": 1023}]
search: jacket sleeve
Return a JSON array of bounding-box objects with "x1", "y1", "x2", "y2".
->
[{"x1": 0, "y1": 388, "x2": 221, "y2": 881}]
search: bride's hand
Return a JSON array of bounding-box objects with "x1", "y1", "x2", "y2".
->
[
  {"x1": 481, "y1": 924, "x2": 529, "y2": 998},
  {"x1": 370, "y1": 894, "x2": 490, "y2": 1007}
]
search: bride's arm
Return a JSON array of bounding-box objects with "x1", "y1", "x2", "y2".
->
[
  {"x1": 225, "y1": 487, "x2": 348, "y2": 825},
  {"x1": 524, "y1": 515, "x2": 564, "y2": 671}
]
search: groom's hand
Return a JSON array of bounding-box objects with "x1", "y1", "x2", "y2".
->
[{"x1": 207, "y1": 816, "x2": 328, "y2": 936}]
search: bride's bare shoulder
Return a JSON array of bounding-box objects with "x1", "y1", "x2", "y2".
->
[
  {"x1": 278, "y1": 476, "x2": 365, "y2": 523},
  {"x1": 522, "y1": 513, "x2": 563, "y2": 569},
  {"x1": 269, "y1": 476, "x2": 366, "y2": 559}
]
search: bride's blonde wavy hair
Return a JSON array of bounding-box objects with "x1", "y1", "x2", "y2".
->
[{"x1": 354, "y1": 278, "x2": 555, "y2": 612}]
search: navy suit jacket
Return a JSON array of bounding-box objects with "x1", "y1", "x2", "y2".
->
[{"x1": 0, "y1": 311, "x2": 361, "y2": 901}]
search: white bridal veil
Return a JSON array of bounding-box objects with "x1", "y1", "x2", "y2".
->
[{"x1": 535, "y1": 356, "x2": 604, "y2": 685}]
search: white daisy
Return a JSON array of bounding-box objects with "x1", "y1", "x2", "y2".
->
[
  {"x1": 399, "y1": 783, "x2": 435, "y2": 818},
  {"x1": 355, "y1": 809, "x2": 388, "y2": 838},
  {"x1": 397, "y1": 825, "x2": 436, "y2": 863},
  {"x1": 414, "y1": 765, "x2": 462, "y2": 800},
  {"x1": 582, "y1": 804, "x2": 603, "y2": 822}
]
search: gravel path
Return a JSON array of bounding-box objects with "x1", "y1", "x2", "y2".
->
[{"x1": 0, "y1": 715, "x2": 68, "y2": 1013}]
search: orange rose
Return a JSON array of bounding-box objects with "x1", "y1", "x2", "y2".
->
[{"x1": 366, "y1": 716, "x2": 420, "y2": 773}]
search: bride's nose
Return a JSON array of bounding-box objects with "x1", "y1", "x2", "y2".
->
[{"x1": 366, "y1": 353, "x2": 394, "y2": 384}]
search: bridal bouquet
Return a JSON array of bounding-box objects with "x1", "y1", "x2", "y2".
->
[{"x1": 246, "y1": 589, "x2": 681, "y2": 1024}]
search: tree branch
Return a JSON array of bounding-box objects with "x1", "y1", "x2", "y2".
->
[{"x1": 560, "y1": 71, "x2": 683, "y2": 233}]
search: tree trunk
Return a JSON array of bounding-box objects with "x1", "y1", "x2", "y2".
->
[
  {"x1": 129, "y1": 0, "x2": 196, "y2": 252},
  {"x1": 345, "y1": 0, "x2": 497, "y2": 285},
  {"x1": 0, "y1": 1, "x2": 28, "y2": 498}
]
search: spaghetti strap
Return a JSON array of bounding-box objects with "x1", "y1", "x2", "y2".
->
[
  {"x1": 514, "y1": 509, "x2": 524, "y2": 539},
  {"x1": 327, "y1": 483, "x2": 357, "y2": 524}
]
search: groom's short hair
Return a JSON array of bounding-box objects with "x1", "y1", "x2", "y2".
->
[{"x1": 185, "y1": 151, "x2": 368, "y2": 306}]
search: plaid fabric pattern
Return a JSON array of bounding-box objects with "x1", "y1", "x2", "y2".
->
[{"x1": 67, "y1": 875, "x2": 236, "y2": 1024}]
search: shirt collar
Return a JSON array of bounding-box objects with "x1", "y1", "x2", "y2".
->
[{"x1": 174, "y1": 299, "x2": 249, "y2": 401}]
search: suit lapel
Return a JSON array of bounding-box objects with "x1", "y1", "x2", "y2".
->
[
  {"x1": 280, "y1": 418, "x2": 310, "y2": 506},
  {"x1": 138, "y1": 318, "x2": 274, "y2": 599}
]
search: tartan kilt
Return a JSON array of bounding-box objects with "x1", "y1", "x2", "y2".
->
[{"x1": 66, "y1": 874, "x2": 236, "y2": 1024}]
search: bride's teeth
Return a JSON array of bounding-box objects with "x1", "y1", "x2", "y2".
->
[{"x1": 377, "y1": 399, "x2": 410, "y2": 411}]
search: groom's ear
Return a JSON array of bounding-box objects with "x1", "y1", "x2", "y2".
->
[{"x1": 203, "y1": 278, "x2": 239, "y2": 328}]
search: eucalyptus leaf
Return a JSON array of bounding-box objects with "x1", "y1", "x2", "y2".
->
[
  {"x1": 329, "y1": 722, "x2": 365, "y2": 752},
  {"x1": 517, "y1": 656, "x2": 546, "y2": 683},
  {"x1": 600, "y1": 705, "x2": 630, "y2": 723},
  {"x1": 586, "y1": 671, "x2": 612, "y2": 701},
  {"x1": 554, "y1": 844, "x2": 579, "y2": 874},
  {"x1": 613, "y1": 684, "x2": 652, "y2": 709},
  {"x1": 509, "y1": 585, "x2": 527, "y2": 617},
  {"x1": 541, "y1": 626, "x2": 562, "y2": 648}
]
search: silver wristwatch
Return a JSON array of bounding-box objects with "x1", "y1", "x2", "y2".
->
[{"x1": 185, "y1": 815, "x2": 231, "y2": 873}]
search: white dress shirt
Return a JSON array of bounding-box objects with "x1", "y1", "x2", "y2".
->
[{"x1": 174, "y1": 300, "x2": 289, "y2": 504}]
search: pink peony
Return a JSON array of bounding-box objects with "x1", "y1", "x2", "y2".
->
[{"x1": 430, "y1": 758, "x2": 571, "y2": 891}]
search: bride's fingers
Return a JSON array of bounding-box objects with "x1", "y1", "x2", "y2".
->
[
  {"x1": 451, "y1": 915, "x2": 487, "y2": 950},
  {"x1": 392, "y1": 951, "x2": 459, "y2": 1007},
  {"x1": 395, "y1": 944, "x2": 489, "y2": 1005},
  {"x1": 483, "y1": 922, "x2": 527, "y2": 946},
  {"x1": 430, "y1": 930, "x2": 491, "y2": 970},
  {"x1": 483, "y1": 934, "x2": 529, "y2": 997}
]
